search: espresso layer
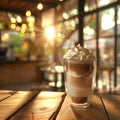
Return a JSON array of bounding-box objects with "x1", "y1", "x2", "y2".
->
[
  {"x1": 65, "y1": 61, "x2": 93, "y2": 75},
  {"x1": 71, "y1": 96, "x2": 88, "y2": 104}
]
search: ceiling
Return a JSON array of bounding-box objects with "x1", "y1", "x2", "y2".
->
[{"x1": 0, "y1": 0, "x2": 66, "y2": 16}]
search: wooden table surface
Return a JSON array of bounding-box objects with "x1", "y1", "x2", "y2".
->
[{"x1": 0, "y1": 90, "x2": 120, "y2": 120}]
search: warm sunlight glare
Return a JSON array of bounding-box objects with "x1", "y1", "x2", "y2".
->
[{"x1": 45, "y1": 26, "x2": 55, "y2": 41}]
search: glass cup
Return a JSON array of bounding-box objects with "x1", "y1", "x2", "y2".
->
[{"x1": 64, "y1": 58, "x2": 96, "y2": 108}]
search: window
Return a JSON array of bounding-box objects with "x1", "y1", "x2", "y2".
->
[{"x1": 83, "y1": 0, "x2": 120, "y2": 92}]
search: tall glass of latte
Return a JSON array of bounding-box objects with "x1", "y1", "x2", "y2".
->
[{"x1": 64, "y1": 44, "x2": 96, "y2": 108}]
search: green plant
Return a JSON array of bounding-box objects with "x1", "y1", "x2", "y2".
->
[{"x1": 6, "y1": 34, "x2": 24, "y2": 47}]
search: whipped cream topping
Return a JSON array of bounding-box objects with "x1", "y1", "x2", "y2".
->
[
  {"x1": 64, "y1": 44, "x2": 94, "y2": 63},
  {"x1": 63, "y1": 47, "x2": 78, "y2": 60}
]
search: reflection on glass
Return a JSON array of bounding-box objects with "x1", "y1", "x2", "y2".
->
[
  {"x1": 55, "y1": 17, "x2": 78, "y2": 45},
  {"x1": 55, "y1": 23, "x2": 66, "y2": 47},
  {"x1": 84, "y1": 40, "x2": 96, "y2": 58},
  {"x1": 84, "y1": 14, "x2": 96, "y2": 40},
  {"x1": 97, "y1": 0, "x2": 117, "y2": 8},
  {"x1": 116, "y1": 66, "x2": 120, "y2": 90},
  {"x1": 98, "y1": 37, "x2": 114, "y2": 67},
  {"x1": 56, "y1": 23, "x2": 64, "y2": 39},
  {"x1": 64, "y1": 18, "x2": 77, "y2": 33},
  {"x1": 84, "y1": 13, "x2": 96, "y2": 63},
  {"x1": 98, "y1": 37, "x2": 115, "y2": 92},
  {"x1": 99, "y1": 8, "x2": 115, "y2": 37},
  {"x1": 63, "y1": 0, "x2": 78, "y2": 19},
  {"x1": 56, "y1": 0, "x2": 78, "y2": 21},
  {"x1": 117, "y1": 6, "x2": 120, "y2": 34},
  {"x1": 56, "y1": 5, "x2": 64, "y2": 22},
  {"x1": 117, "y1": 37, "x2": 120, "y2": 88},
  {"x1": 84, "y1": 0, "x2": 97, "y2": 12}
]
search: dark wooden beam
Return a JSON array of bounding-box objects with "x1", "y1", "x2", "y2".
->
[
  {"x1": 0, "y1": 8, "x2": 25, "y2": 15},
  {"x1": 19, "y1": 0, "x2": 61, "y2": 5},
  {"x1": 78, "y1": 0, "x2": 85, "y2": 46}
]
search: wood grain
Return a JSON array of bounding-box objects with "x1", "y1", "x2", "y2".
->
[
  {"x1": 0, "y1": 90, "x2": 120, "y2": 120},
  {"x1": 10, "y1": 91, "x2": 64, "y2": 120},
  {"x1": 0, "y1": 90, "x2": 16, "y2": 102},
  {"x1": 0, "y1": 91, "x2": 38, "y2": 120},
  {"x1": 56, "y1": 95, "x2": 108, "y2": 120},
  {"x1": 102, "y1": 95, "x2": 120, "y2": 120}
]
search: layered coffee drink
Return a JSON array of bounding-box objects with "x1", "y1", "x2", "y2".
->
[{"x1": 64, "y1": 44, "x2": 95, "y2": 108}]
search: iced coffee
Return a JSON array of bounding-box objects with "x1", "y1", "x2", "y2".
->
[{"x1": 64, "y1": 44, "x2": 95, "y2": 108}]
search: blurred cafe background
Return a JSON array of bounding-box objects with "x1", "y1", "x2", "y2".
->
[{"x1": 0, "y1": 0, "x2": 120, "y2": 94}]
